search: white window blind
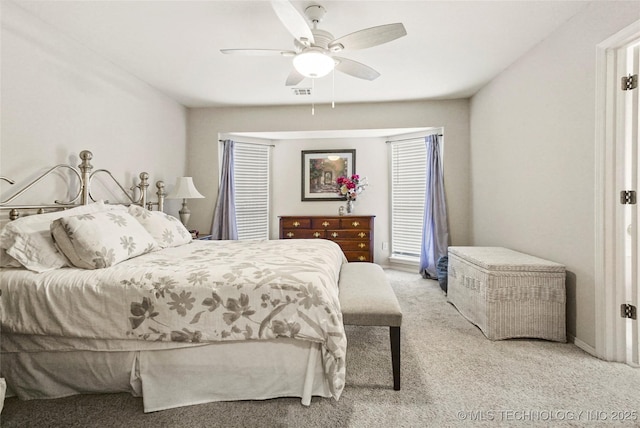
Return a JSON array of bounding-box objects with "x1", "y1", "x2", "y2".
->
[
  {"x1": 234, "y1": 142, "x2": 270, "y2": 240},
  {"x1": 390, "y1": 138, "x2": 427, "y2": 259}
]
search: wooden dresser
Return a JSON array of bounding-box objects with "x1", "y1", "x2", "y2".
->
[{"x1": 279, "y1": 215, "x2": 375, "y2": 262}]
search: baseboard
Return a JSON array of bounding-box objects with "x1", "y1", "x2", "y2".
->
[
  {"x1": 385, "y1": 263, "x2": 419, "y2": 273},
  {"x1": 569, "y1": 334, "x2": 597, "y2": 356},
  {"x1": 385, "y1": 257, "x2": 420, "y2": 273},
  {"x1": 571, "y1": 335, "x2": 640, "y2": 366}
]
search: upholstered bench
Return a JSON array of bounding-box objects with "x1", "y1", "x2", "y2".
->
[{"x1": 338, "y1": 262, "x2": 403, "y2": 390}]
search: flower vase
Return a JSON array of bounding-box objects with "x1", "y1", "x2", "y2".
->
[{"x1": 346, "y1": 199, "x2": 354, "y2": 214}]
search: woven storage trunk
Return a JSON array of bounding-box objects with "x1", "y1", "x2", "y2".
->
[{"x1": 447, "y1": 247, "x2": 566, "y2": 342}]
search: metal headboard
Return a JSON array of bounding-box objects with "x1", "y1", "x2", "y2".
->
[{"x1": 0, "y1": 150, "x2": 165, "y2": 220}]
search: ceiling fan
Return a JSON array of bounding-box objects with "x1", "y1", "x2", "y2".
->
[{"x1": 221, "y1": 1, "x2": 407, "y2": 86}]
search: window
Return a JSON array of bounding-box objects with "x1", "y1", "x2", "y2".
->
[
  {"x1": 390, "y1": 138, "x2": 427, "y2": 260},
  {"x1": 233, "y1": 142, "x2": 270, "y2": 240}
]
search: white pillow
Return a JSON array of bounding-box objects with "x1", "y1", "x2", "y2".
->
[
  {"x1": 0, "y1": 201, "x2": 108, "y2": 272},
  {"x1": 51, "y1": 210, "x2": 159, "y2": 269},
  {"x1": 105, "y1": 204, "x2": 128, "y2": 212},
  {"x1": 0, "y1": 248, "x2": 21, "y2": 268},
  {"x1": 128, "y1": 204, "x2": 191, "y2": 248}
]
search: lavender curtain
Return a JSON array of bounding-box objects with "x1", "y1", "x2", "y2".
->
[
  {"x1": 211, "y1": 139, "x2": 238, "y2": 240},
  {"x1": 419, "y1": 134, "x2": 449, "y2": 279}
]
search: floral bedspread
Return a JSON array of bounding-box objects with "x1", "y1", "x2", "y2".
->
[{"x1": 0, "y1": 239, "x2": 347, "y2": 398}]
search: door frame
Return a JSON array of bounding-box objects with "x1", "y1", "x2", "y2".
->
[{"x1": 595, "y1": 20, "x2": 640, "y2": 365}]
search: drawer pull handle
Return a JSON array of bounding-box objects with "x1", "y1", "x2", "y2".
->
[
  {"x1": 351, "y1": 221, "x2": 360, "y2": 227},
  {"x1": 331, "y1": 232, "x2": 339, "y2": 238},
  {"x1": 322, "y1": 221, "x2": 330, "y2": 227},
  {"x1": 313, "y1": 232, "x2": 321, "y2": 238},
  {"x1": 358, "y1": 232, "x2": 366, "y2": 238},
  {"x1": 286, "y1": 232, "x2": 294, "y2": 238},
  {"x1": 358, "y1": 243, "x2": 366, "y2": 249},
  {"x1": 293, "y1": 221, "x2": 300, "y2": 227},
  {"x1": 358, "y1": 256, "x2": 366, "y2": 261}
]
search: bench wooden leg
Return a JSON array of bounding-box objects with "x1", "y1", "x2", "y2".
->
[{"x1": 390, "y1": 326, "x2": 401, "y2": 390}]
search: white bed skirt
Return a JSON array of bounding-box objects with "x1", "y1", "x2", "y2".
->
[{"x1": 2, "y1": 338, "x2": 332, "y2": 412}]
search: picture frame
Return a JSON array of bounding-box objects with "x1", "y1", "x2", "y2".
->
[{"x1": 301, "y1": 149, "x2": 356, "y2": 201}]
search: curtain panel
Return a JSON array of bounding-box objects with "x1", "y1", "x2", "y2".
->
[
  {"x1": 211, "y1": 139, "x2": 238, "y2": 240},
  {"x1": 419, "y1": 134, "x2": 449, "y2": 279}
]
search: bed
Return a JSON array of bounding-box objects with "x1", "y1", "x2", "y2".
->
[{"x1": 0, "y1": 151, "x2": 347, "y2": 412}]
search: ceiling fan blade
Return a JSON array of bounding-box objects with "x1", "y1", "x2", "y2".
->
[
  {"x1": 329, "y1": 23, "x2": 407, "y2": 52},
  {"x1": 285, "y1": 69, "x2": 305, "y2": 86},
  {"x1": 221, "y1": 49, "x2": 295, "y2": 56},
  {"x1": 270, "y1": 0, "x2": 314, "y2": 46},
  {"x1": 334, "y1": 57, "x2": 380, "y2": 81}
]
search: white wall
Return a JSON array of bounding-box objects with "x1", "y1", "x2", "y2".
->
[
  {"x1": 188, "y1": 99, "x2": 471, "y2": 264},
  {"x1": 0, "y1": 1, "x2": 187, "y2": 216},
  {"x1": 469, "y1": 2, "x2": 640, "y2": 348}
]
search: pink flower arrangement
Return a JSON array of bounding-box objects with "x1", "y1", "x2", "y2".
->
[{"x1": 336, "y1": 174, "x2": 367, "y2": 201}]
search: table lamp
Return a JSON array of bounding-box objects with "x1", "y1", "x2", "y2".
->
[{"x1": 167, "y1": 177, "x2": 204, "y2": 228}]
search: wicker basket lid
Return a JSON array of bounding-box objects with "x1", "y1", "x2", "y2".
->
[{"x1": 448, "y1": 246, "x2": 565, "y2": 273}]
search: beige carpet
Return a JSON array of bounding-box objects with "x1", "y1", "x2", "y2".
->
[{"x1": 2, "y1": 269, "x2": 639, "y2": 427}]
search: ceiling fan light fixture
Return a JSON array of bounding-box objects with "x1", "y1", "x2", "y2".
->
[{"x1": 293, "y1": 48, "x2": 335, "y2": 78}]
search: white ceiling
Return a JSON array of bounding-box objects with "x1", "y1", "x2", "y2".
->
[{"x1": 12, "y1": 0, "x2": 590, "y2": 108}]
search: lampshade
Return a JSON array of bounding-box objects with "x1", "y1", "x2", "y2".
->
[
  {"x1": 293, "y1": 48, "x2": 335, "y2": 78},
  {"x1": 167, "y1": 177, "x2": 204, "y2": 199}
]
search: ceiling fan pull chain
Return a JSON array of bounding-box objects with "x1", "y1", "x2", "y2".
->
[
  {"x1": 311, "y1": 78, "x2": 315, "y2": 115},
  {"x1": 332, "y1": 68, "x2": 335, "y2": 109}
]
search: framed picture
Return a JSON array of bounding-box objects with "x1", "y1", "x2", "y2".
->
[{"x1": 301, "y1": 149, "x2": 356, "y2": 201}]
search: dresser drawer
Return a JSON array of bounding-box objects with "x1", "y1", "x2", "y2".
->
[
  {"x1": 311, "y1": 218, "x2": 340, "y2": 229},
  {"x1": 343, "y1": 251, "x2": 372, "y2": 262},
  {"x1": 281, "y1": 229, "x2": 325, "y2": 239},
  {"x1": 335, "y1": 240, "x2": 370, "y2": 251},
  {"x1": 340, "y1": 217, "x2": 372, "y2": 229},
  {"x1": 326, "y1": 229, "x2": 370, "y2": 240},
  {"x1": 280, "y1": 218, "x2": 311, "y2": 229}
]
